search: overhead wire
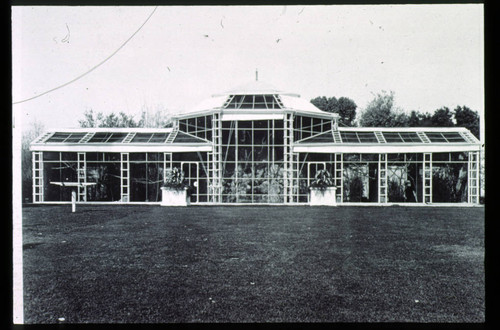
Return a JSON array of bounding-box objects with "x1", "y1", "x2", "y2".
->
[{"x1": 13, "y1": 6, "x2": 158, "y2": 105}]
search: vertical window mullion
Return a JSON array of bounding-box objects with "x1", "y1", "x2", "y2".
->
[{"x1": 251, "y1": 121, "x2": 254, "y2": 202}]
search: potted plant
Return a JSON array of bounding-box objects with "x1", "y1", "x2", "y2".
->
[
  {"x1": 309, "y1": 169, "x2": 337, "y2": 206},
  {"x1": 161, "y1": 167, "x2": 191, "y2": 206}
]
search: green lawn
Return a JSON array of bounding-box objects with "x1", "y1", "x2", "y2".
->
[{"x1": 22, "y1": 205, "x2": 484, "y2": 323}]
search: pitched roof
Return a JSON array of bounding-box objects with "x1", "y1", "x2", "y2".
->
[{"x1": 295, "y1": 127, "x2": 480, "y2": 145}]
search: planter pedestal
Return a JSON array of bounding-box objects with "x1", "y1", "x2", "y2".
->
[
  {"x1": 310, "y1": 187, "x2": 337, "y2": 206},
  {"x1": 161, "y1": 187, "x2": 190, "y2": 206}
]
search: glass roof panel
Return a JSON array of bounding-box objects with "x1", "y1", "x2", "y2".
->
[
  {"x1": 382, "y1": 132, "x2": 403, "y2": 143},
  {"x1": 301, "y1": 132, "x2": 334, "y2": 143},
  {"x1": 46, "y1": 132, "x2": 86, "y2": 143},
  {"x1": 424, "y1": 132, "x2": 447, "y2": 142},
  {"x1": 441, "y1": 132, "x2": 467, "y2": 142},
  {"x1": 88, "y1": 132, "x2": 127, "y2": 143},
  {"x1": 130, "y1": 133, "x2": 153, "y2": 143},
  {"x1": 106, "y1": 133, "x2": 128, "y2": 142},
  {"x1": 65, "y1": 133, "x2": 87, "y2": 142},
  {"x1": 356, "y1": 132, "x2": 378, "y2": 143},
  {"x1": 340, "y1": 131, "x2": 360, "y2": 143},
  {"x1": 399, "y1": 132, "x2": 422, "y2": 143},
  {"x1": 173, "y1": 131, "x2": 208, "y2": 143},
  {"x1": 382, "y1": 132, "x2": 422, "y2": 143},
  {"x1": 46, "y1": 133, "x2": 71, "y2": 142},
  {"x1": 130, "y1": 133, "x2": 169, "y2": 143},
  {"x1": 339, "y1": 131, "x2": 378, "y2": 143},
  {"x1": 149, "y1": 133, "x2": 170, "y2": 142}
]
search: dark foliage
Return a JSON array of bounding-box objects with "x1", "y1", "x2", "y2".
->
[
  {"x1": 430, "y1": 107, "x2": 454, "y2": 127},
  {"x1": 388, "y1": 180, "x2": 405, "y2": 202},
  {"x1": 162, "y1": 167, "x2": 193, "y2": 195},
  {"x1": 454, "y1": 106, "x2": 480, "y2": 138},
  {"x1": 309, "y1": 169, "x2": 334, "y2": 190},
  {"x1": 311, "y1": 96, "x2": 357, "y2": 127},
  {"x1": 348, "y1": 176, "x2": 364, "y2": 202}
]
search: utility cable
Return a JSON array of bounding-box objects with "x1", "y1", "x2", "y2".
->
[{"x1": 13, "y1": 6, "x2": 158, "y2": 105}]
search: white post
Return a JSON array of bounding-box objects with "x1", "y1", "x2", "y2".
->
[{"x1": 71, "y1": 190, "x2": 76, "y2": 213}]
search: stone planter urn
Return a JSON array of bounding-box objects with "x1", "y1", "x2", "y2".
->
[
  {"x1": 160, "y1": 187, "x2": 190, "y2": 206},
  {"x1": 309, "y1": 187, "x2": 337, "y2": 206}
]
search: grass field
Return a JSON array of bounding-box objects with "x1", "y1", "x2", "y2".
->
[{"x1": 22, "y1": 205, "x2": 484, "y2": 323}]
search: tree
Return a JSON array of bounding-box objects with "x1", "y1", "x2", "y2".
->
[
  {"x1": 79, "y1": 106, "x2": 173, "y2": 129},
  {"x1": 392, "y1": 112, "x2": 410, "y2": 127},
  {"x1": 430, "y1": 107, "x2": 454, "y2": 127},
  {"x1": 79, "y1": 109, "x2": 142, "y2": 128},
  {"x1": 358, "y1": 91, "x2": 407, "y2": 127},
  {"x1": 310, "y1": 96, "x2": 331, "y2": 113},
  {"x1": 310, "y1": 96, "x2": 357, "y2": 127},
  {"x1": 407, "y1": 110, "x2": 433, "y2": 127},
  {"x1": 337, "y1": 97, "x2": 357, "y2": 127},
  {"x1": 454, "y1": 106, "x2": 480, "y2": 139},
  {"x1": 139, "y1": 103, "x2": 174, "y2": 128}
]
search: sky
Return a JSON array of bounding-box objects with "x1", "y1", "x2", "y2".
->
[{"x1": 11, "y1": 5, "x2": 484, "y2": 140}]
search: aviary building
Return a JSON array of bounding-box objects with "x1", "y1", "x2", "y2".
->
[{"x1": 30, "y1": 81, "x2": 481, "y2": 205}]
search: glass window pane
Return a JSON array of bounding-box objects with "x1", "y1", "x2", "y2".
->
[
  {"x1": 43, "y1": 152, "x2": 60, "y2": 161},
  {"x1": 129, "y1": 153, "x2": 146, "y2": 161},
  {"x1": 105, "y1": 153, "x2": 121, "y2": 162}
]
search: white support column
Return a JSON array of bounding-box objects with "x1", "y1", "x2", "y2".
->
[
  {"x1": 378, "y1": 153, "x2": 388, "y2": 203},
  {"x1": 283, "y1": 115, "x2": 289, "y2": 203},
  {"x1": 210, "y1": 112, "x2": 222, "y2": 203},
  {"x1": 292, "y1": 152, "x2": 299, "y2": 203},
  {"x1": 120, "y1": 152, "x2": 129, "y2": 202},
  {"x1": 468, "y1": 151, "x2": 479, "y2": 204},
  {"x1": 423, "y1": 153, "x2": 432, "y2": 203},
  {"x1": 32, "y1": 151, "x2": 43, "y2": 203},
  {"x1": 335, "y1": 153, "x2": 343, "y2": 203},
  {"x1": 77, "y1": 152, "x2": 86, "y2": 202},
  {"x1": 283, "y1": 113, "x2": 296, "y2": 204}
]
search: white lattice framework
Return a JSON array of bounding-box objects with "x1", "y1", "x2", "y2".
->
[{"x1": 32, "y1": 151, "x2": 43, "y2": 203}]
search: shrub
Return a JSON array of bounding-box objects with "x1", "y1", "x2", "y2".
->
[
  {"x1": 348, "y1": 176, "x2": 364, "y2": 202},
  {"x1": 388, "y1": 180, "x2": 405, "y2": 202},
  {"x1": 309, "y1": 170, "x2": 334, "y2": 191},
  {"x1": 163, "y1": 167, "x2": 193, "y2": 195}
]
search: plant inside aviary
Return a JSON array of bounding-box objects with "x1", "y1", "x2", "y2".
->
[
  {"x1": 309, "y1": 169, "x2": 334, "y2": 191},
  {"x1": 163, "y1": 167, "x2": 193, "y2": 195}
]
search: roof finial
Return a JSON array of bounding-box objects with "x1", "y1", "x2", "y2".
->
[{"x1": 255, "y1": 68, "x2": 258, "y2": 81}]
